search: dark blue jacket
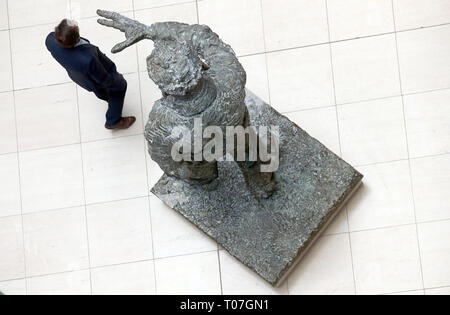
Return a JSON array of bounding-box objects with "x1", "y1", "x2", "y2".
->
[{"x1": 45, "y1": 32, "x2": 122, "y2": 94}]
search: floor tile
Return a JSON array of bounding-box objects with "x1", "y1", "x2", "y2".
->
[
  {"x1": 0, "y1": 31, "x2": 13, "y2": 93},
  {"x1": 351, "y1": 225, "x2": 423, "y2": 295},
  {"x1": 134, "y1": 0, "x2": 193, "y2": 10},
  {"x1": 0, "y1": 92, "x2": 16, "y2": 154},
  {"x1": 347, "y1": 160, "x2": 415, "y2": 231},
  {"x1": 87, "y1": 197, "x2": 153, "y2": 267},
  {"x1": 154, "y1": 251, "x2": 221, "y2": 295},
  {"x1": 266, "y1": 45, "x2": 334, "y2": 113},
  {"x1": 238, "y1": 54, "x2": 270, "y2": 104},
  {"x1": 0, "y1": 216, "x2": 25, "y2": 281},
  {"x1": 27, "y1": 270, "x2": 91, "y2": 295},
  {"x1": 388, "y1": 289, "x2": 424, "y2": 295},
  {"x1": 145, "y1": 150, "x2": 164, "y2": 192},
  {"x1": 7, "y1": 0, "x2": 68, "y2": 29},
  {"x1": 0, "y1": 153, "x2": 21, "y2": 218},
  {"x1": 323, "y1": 208, "x2": 349, "y2": 236},
  {"x1": 78, "y1": 73, "x2": 143, "y2": 142},
  {"x1": 397, "y1": 25, "x2": 450, "y2": 94},
  {"x1": 425, "y1": 286, "x2": 450, "y2": 295},
  {"x1": 0, "y1": 279, "x2": 26, "y2": 295},
  {"x1": 327, "y1": 0, "x2": 394, "y2": 41},
  {"x1": 410, "y1": 155, "x2": 450, "y2": 222},
  {"x1": 0, "y1": 0, "x2": 8, "y2": 30},
  {"x1": 219, "y1": 250, "x2": 288, "y2": 295},
  {"x1": 404, "y1": 89, "x2": 450, "y2": 158},
  {"x1": 72, "y1": 0, "x2": 133, "y2": 19},
  {"x1": 15, "y1": 83, "x2": 80, "y2": 151},
  {"x1": 262, "y1": 0, "x2": 328, "y2": 51},
  {"x1": 338, "y1": 97, "x2": 408, "y2": 166},
  {"x1": 82, "y1": 135, "x2": 148, "y2": 204},
  {"x1": 393, "y1": 0, "x2": 450, "y2": 31},
  {"x1": 23, "y1": 207, "x2": 89, "y2": 277},
  {"x1": 418, "y1": 220, "x2": 450, "y2": 288},
  {"x1": 149, "y1": 195, "x2": 217, "y2": 258},
  {"x1": 288, "y1": 234, "x2": 355, "y2": 295},
  {"x1": 91, "y1": 261, "x2": 155, "y2": 295},
  {"x1": 78, "y1": 12, "x2": 138, "y2": 76},
  {"x1": 285, "y1": 106, "x2": 340, "y2": 155},
  {"x1": 139, "y1": 71, "x2": 163, "y2": 126},
  {"x1": 135, "y1": 2, "x2": 198, "y2": 72},
  {"x1": 198, "y1": 0, "x2": 265, "y2": 56},
  {"x1": 331, "y1": 34, "x2": 401, "y2": 104},
  {"x1": 19, "y1": 144, "x2": 84, "y2": 214},
  {"x1": 0, "y1": 0, "x2": 448, "y2": 296},
  {"x1": 10, "y1": 25, "x2": 70, "y2": 90}
]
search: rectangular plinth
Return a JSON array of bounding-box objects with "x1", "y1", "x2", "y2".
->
[{"x1": 151, "y1": 90, "x2": 363, "y2": 286}]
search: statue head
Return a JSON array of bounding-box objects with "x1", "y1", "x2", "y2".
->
[{"x1": 147, "y1": 40, "x2": 203, "y2": 96}]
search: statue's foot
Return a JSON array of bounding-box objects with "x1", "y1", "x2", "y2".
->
[
  {"x1": 250, "y1": 172, "x2": 276, "y2": 199},
  {"x1": 239, "y1": 162, "x2": 276, "y2": 199},
  {"x1": 182, "y1": 176, "x2": 219, "y2": 191}
]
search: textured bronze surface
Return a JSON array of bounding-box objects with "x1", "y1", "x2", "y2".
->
[{"x1": 152, "y1": 90, "x2": 363, "y2": 286}]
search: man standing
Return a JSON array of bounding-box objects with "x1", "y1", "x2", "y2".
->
[{"x1": 46, "y1": 19, "x2": 136, "y2": 129}]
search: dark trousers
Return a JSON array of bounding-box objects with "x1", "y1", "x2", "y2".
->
[{"x1": 94, "y1": 75, "x2": 128, "y2": 126}]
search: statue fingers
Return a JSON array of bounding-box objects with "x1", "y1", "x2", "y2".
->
[
  {"x1": 97, "y1": 18, "x2": 125, "y2": 32},
  {"x1": 111, "y1": 39, "x2": 133, "y2": 54},
  {"x1": 96, "y1": 9, "x2": 119, "y2": 20}
]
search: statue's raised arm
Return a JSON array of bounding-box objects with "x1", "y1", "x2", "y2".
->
[
  {"x1": 97, "y1": 9, "x2": 246, "y2": 99},
  {"x1": 97, "y1": 10, "x2": 152, "y2": 53}
]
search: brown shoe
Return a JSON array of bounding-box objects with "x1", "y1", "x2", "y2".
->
[{"x1": 105, "y1": 116, "x2": 136, "y2": 130}]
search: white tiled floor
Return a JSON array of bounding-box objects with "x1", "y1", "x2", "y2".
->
[{"x1": 0, "y1": 0, "x2": 449, "y2": 295}]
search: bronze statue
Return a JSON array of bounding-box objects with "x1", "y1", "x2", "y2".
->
[{"x1": 97, "y1": 10, "x2": 276, "y2": 199}]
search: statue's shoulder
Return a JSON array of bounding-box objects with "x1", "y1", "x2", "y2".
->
[
  {"x1": 148, "y1": 97, "x2": 182, "y2": 124},
  {"x1": 192, "y1": 24, "x2": 212, "y2": 33},
  {"x1": 148, "y1": 98, "x2": 167, "y2": 117}
]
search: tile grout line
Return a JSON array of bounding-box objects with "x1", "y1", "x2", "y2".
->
[
  {"x1": 1, "y1": 80, "x2": 449, "y2": 164},
  {"x1": 380, "y1": 288, "x2": 424, "y2": 295},
  {"x1": 131, "y1": 1, "x2": 158, "y2": 295},
  {"x1": 236, "y1": 21, "x2": 450, "y2": 59},
  {"x1": 7, "y1": 76, "x2": 450, "y2": 109},
  {"x1": 2, "y1": 112, "x2": 449, "y2": 161},
  {"x1": 3, "y1": 195, "x2": 151, "y2": 219},
  {"x1": 5, "y1": 200, "x2": 449, "y2": 236},
  {"x1": 0, "y1": 248, "x2": 222, "y2": 285},
  {"x1": 390, "y1": 0, "x2": 425, "y2": 291},
  {"x1": 257, "y1": 0, "x2": 283, "y2": 292},
  {"x1": 2, "y1": 3, "x2": 449, "y2": 295},
  {"x1": 258, "y1": 0, "x2": 273, "y2": 107},
  {"x1": 12, "y1": 132, "x2": 145, "y2": 155},
  {"x1": 4, "y1": 0, "x2": 197, "y2": 32},
  {"x1": 6, "y1": 264, "x2": 449, "y2": 295},
  {"x1": 75, "y1": 84, "x2": 93, "y2": 295},
  {"x1": 195, "y1": 0, "x2": 200, "y2": 24},
  {"x1": 196, "y1": 0, "x2": 223, "y2": 295},
  {"x1": 217, "y1": 249, "x2": 223, "y2": 295},
  {"x1": 70, "y1": 0, "x2": 93, "y2": 296},
  {"x1": 353, "y1": 152, "x2": 450, "y2": 167},
  {"x1": 5, "y1": 13, "x2": 449, "y2": 47},
  {"x1": 325, "y1": 0, "x2": 357, "y2": 295},
  {"x1": 5, "y1": 0, "x2": 28, "y2": 296},
  {"x1": 134, "y1": 0, "x2": 198, "y2": 17},
  {"x1": 147, "y1": 194, "x2": 158, "y2": 295}
]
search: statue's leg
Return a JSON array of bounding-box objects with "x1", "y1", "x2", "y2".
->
[
  {"x1": 182, "y1": 160, "x2": 219, "y2": 185},
  {"x1": 236, "y1": 108, "x2": 276, "y2": 199},
  {"x1": 149, "y1": 146, "x2": 218, "y2": 185},
  {"x1": 237, "y1": 161, "x2": 276, "y2": 199}
]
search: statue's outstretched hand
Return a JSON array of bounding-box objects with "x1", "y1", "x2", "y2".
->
[{"x1": 97, "y1": 9, "x2": 149, "y2": 53}]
